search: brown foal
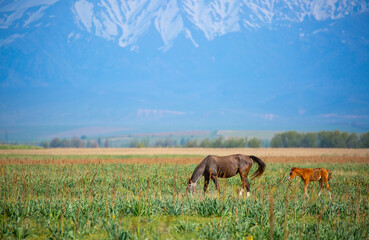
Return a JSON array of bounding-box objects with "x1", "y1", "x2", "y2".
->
[{"x1": 288, "y1": 167, "x2": 332, "y2": 199}]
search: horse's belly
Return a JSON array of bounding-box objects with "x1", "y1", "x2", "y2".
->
[
  {"x1": 312, "y1": 170, "x2": 322, "y2": 181},
  {"x1": 217, "y1": 171, "x2": 237, "y2": 178},
  {"x1": 310, "y1": 175, "x2": 321, "y2": 181}
]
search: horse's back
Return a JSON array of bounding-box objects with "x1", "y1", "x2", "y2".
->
[{"x1": 209, "y1": 154, "x2": 249, "y2": 163}]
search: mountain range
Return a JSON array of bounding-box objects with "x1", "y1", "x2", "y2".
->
[{"x1": 2, "y1": 0, "x2": 368, "y2": 50}]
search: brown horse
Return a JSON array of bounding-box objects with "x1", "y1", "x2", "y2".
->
[
  {"x1": 288, "y1": 167, "x2": 332, "y2": 199},
  {"x1": 187, "y1": 154, "x2": 266, "y2": 196}
]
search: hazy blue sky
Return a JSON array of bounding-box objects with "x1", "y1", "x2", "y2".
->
[{"x1": 1, "y1": 0, "x2": 369, "y2": 138}]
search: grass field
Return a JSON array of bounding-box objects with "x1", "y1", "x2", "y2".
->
[
  {"x1": 0, "y1": 145, "x2": 43, "y2": 150},
  {"x1": 0, "y1": 148, "x2": 368, "y2": 239}
]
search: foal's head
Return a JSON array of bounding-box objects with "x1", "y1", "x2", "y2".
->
[
  {"x1": 288, "y1": 167, "x2": 297, "y2": 181},
  {"x1": 187, "y1": 179, "x2": 197, "y2": 194}
]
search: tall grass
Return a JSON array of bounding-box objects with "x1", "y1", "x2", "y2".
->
[{"x1": 0, "y1": 162, "x2": 368, "y2": 239}]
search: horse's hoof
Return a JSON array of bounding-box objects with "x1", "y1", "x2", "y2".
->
[{"x1": 239, "y1": 189, "x2": 244, "y2": 196}]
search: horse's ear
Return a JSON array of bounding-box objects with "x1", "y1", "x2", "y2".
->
[{"x1": 188, "y1": 178, "x2": 192, "y2": 184}]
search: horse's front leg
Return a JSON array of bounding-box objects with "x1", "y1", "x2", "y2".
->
[
  {"x1": 203, "y1": 175, "x2": 210, "y2": 194},
  {"x1": 211, "y1": 174, "x2": 220, "y2": 194}
]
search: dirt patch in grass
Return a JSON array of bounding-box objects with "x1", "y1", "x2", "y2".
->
[{"x1": 1, "y1": 148, "x2": 369, "y2": 156}]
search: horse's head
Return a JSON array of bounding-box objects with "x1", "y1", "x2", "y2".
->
[
  {"x1": 187, "y1": 178, "x2": 197, "y2": 194},
  {"x1": 288, "y1": 167, "x2": 297, "y2": 181}
]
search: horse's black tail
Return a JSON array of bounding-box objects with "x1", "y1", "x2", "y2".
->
[{"x1": 250, "y1": 155, "x2": 266, "y2": 180}]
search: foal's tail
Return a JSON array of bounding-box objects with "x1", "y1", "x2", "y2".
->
[
  {"x1": 327, "y1": 169, "x2": 332, "y2": 181},
  {"x1": 250, "y1": 155, "x2": 266, "y2": 180}
]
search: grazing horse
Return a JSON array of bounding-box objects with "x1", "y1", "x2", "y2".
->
[
  {"x1": 288, "y1": 167, "x2": 332, "y2": 199},
  {"x1": 187, "y1": 154, "x2": 266, "y2": 196}
]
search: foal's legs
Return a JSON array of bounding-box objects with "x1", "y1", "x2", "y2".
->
[
  {"x1": 323, "y1": 175, "x2": 332, "y2": 199},
  {"x1": 303, "y1": 180, "x2": 310, "y2": 198},
  {"x1": 318, "y1": 179, "x2": 323, "y2": 197}
]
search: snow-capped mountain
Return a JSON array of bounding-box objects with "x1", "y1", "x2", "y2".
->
[{"x1": 1, "y1": 0, "x2": 368, "y2": 50}]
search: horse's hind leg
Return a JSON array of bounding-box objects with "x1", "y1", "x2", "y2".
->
[
  {"x1": 245, "y1": 178, "x2": 251, "y2": 197},
  {"x1": 239, "y1": 178, "x2": 250, "y2": 197}
]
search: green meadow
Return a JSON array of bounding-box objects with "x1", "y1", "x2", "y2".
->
[{"x1": 0, "y1": 158, "x2": 368, "y2": 239}]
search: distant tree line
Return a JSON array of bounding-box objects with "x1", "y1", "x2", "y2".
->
[
  {"x1": 184, "y1": 137, "x2": 263, "y2": 148},
  {"x1": 129, "y1": 138, "x2": 151, "y2": 148},
  {"x1": 270, "y1": 130, "x2": 369, "y2": 148},
  {"x1": 43, "y1": 131, "x2": 369, "y2": 148},
  {"x1": 128, "y1": 136, "x2": 264, "y2": 148},
  {"x1": 44, "y1": 136, "x2": 110, "y2": 148}
]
